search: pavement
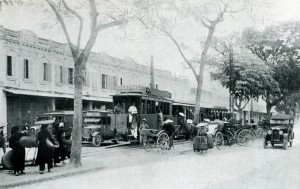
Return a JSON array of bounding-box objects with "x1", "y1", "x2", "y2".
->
[
  {"x1": 1, "y1": 123, "x2": 299, "y2": 189},
  {"x1": 0, "y1": 140, "x2": 191, "y2": 189}
]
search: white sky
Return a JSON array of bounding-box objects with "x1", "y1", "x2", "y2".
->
[{"x1": 1, "y1": 0, "x2": 300, "y2": 81}]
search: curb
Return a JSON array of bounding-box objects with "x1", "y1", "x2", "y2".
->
[{"x1": 0, "y1": 165, "x2": 107, "y2": 189}]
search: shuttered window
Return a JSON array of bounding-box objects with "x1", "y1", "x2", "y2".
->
[
  {"x1": 102, "y1": 74, "x2": 107, "y2": 89},
  {"x1": 7, "y1": 56, "x2": 12, "y2": 76},
  {"x1": 68, "y1": 68, "x2": 73, "y2": 85},
  {"x1": 42, "y1": 63, "x2": 51, "y2": 82},
  {"x1": 24, "y1": 59, "x2": 29, "y2": 79}
]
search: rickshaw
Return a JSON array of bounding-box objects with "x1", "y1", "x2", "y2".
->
[{"x1": 140, "y1": 129, "x2": 170, "y2": 153}]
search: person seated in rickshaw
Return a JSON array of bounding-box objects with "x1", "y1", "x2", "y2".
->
[
  {"x1": 163, "y1": 119, "x2": 175, "y2": 149},
  {"x1": 139, "y1": 118, "x2": 149, "y2": 146}
]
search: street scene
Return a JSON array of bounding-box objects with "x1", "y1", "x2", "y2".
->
[{"x1": 1, "y1": 0, "x2": 300, "y2": 188}]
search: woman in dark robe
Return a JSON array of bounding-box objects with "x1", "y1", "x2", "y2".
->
[
  {"x1": 35, "y1": 124, "x2": 56, "y2": 174},
  {"x1": 53, "y1": 122, "x2": 71, "y2": 166},
  {"x1": 9, "y1": 126, "x2": 26, "y2": 176}
]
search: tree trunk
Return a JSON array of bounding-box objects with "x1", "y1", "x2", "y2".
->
[
  {"x1": 266, "y1": 103, "x2": 272, "y2": 121},
  {"x1": 69, "y1": 61, "x2": 84, "y2": 167},
  {"x1": 193, "y1": 26, "x2": 216, "y2": 123}
]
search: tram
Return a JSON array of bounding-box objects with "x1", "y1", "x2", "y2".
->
[{"x1": 111, "y1": 85, "x2": 173, "y2": 141}]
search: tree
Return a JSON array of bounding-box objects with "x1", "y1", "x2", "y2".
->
[
  {"x1": 243, "y1": 21, "x2": 300, "y2": 119},
  {"x1": 136, "y1": 0, "x2": 252, "y2": 123},
  {"x1": 44, "y1": 0, "x2": 127, "y2": 167},
  {"x1": 276, "y1": 92, "x2": 300, "y2": 116},
  {"x1": 211, "y1": 43, "x2": 276, "y2": 121}
]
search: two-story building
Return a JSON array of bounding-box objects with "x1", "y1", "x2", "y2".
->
[{"x1": 0, "y1": 26, "x2": 266, "y2": 136}]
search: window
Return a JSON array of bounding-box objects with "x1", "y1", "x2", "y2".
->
[
  {"x1": 7, "y1": 56, "x2": 12, "y2": 76},
  {"x1": 102, "y1": 74, "x2": 107, "y2": 89},
  {"x1": 68, "y1": 68, "x2": 74, "y2": 85},
  {"x1": 120, "y1": 78, "x2": 123, "y2": 85},
  {"x1": 59, "y1": 66, "x2": 63, "y2": 83},
  {"x1": 156, "y1": 84, "x2": 158, "y2": 89},
  {"x1": 42, "y1": 63, "x2": 51, "y2": 81},
  {"x1": 113, "y1": 76, "x2": 117, "y2": 89},
  {"x1": 24, "y1": 59, "x2": 29, "y2": 79},
  {"x1": 43, "y1": 63, "x2": 47, "y2": 81}
]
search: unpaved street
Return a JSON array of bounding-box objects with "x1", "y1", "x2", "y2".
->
[{"x1": 11, "y1": 124, "x2": 300, "y2": 189}]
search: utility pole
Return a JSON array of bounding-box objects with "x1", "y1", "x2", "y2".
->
[
  {"x1": 150, "y1": 55, "x2": 155, "y2": 89},
  {"x1": 229, "y1": 42, "x2": 234, "y2": 119}
]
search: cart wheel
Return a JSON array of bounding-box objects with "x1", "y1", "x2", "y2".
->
[
  {"x1": 92, "y1": 134, "x2": 102, "y2": 147},
  {"x1": 157, "y1": 133, "x2": 169, "y2": 153},
  {"x1": 144, "y1": 138, "x2": 155, "y2": 152},
  {"x1": 237, "y1": 129, "x2": 255, "y2": 146},
  {"x1": 214, "y1": 132, "x2": 224, "y2": 150}
]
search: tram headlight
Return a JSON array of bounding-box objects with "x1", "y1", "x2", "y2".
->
[
  {"x1": 267, "y1": 130, "x2": 272, "y2": 135},
  {"x1": 279, "y1": 130, "x2": 283, "y2": 135}
]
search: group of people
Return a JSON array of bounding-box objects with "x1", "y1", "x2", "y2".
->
[{"x1": 3, "y1": 119, "x2": 71, "y2": 176}]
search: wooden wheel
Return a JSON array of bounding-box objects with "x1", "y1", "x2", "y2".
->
[
  {"x1": 157, "y1": 133, "x2": 169, "y2": 153},
  {"x1": 237, "y1": 129, "x2": 254, "y2": 146},
  {"x1": 214, "y1": 132, "x2": 224, "y2": 150}
]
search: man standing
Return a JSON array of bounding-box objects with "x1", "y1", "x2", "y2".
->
[
  {"x1": 0, "y1": 125, "x2": 6, "y2": 153},
  {"x1": 128, "y1": 102, "x2": 138, "y2": 138}
]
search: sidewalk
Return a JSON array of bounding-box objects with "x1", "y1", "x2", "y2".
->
[{"x1": 0, "y1": 141, "x2": 194, "y2": 189}]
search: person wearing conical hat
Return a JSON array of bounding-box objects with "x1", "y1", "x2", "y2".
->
[
  {"x1": 139, "y1": 118, "x2": 149, "y2": 146},
  {"x1": 163, "y1": 119, "x2": 175, "y2": 149}
]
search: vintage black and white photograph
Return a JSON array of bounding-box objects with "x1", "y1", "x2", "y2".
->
[{"x1": 0, "y1": 0, "x2": 300, "y2": 188}]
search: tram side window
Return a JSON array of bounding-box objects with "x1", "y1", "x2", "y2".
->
[{"x1": 147, "y1": 100, "x2": 155, "y2": 114}]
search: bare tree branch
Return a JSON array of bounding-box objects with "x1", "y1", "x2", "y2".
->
[
  {"x1": 96, "y1": 20, "x2": 125, "y2": 32},
  {"x1": 61, "y1": 0, "x2": 83, "y2": 50},
  {"x1": 45, "y1": 0, "x2": 76, "y2": 55},
  {"x1": 162, "y1": 30, "x2": 199, "y2": 81}
]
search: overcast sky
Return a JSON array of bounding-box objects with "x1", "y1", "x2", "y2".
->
[{"x1": 1, "y1": 0, "x2": 300, "y2": 82}]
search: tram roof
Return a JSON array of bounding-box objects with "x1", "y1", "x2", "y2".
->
[{"x1": 112, "y1": 92, "x2": 173, "y2": 103}]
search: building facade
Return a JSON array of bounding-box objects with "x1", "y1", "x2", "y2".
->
[{"x1": 0, "y1": 26, "x2": 266, "y2": 136}]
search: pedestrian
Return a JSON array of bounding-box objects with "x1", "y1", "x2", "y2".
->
[
  {"x1": 9, "y1": 126, "x2": 27, "y2": 176},
  {"x1": 0, "y1": 125, "x2": 6, "y2": 153},
  {"x1": 163, "y1": 119, "x2": 175, "y2": 149},
  {"x1": 114, "y1": 103, "x2": 122, "y2": 113},
  {"x1": 139, "y1": 118, "x2": 149, "y2": 146},
  {"x1": 53, "y1": 122, "x2": 71, "y2": 166},
  {"x1": 128, "y1": 102, "x2": 138, "y2": 138},
  {"x1": 36, "y1": 124, "x2": 56, "y2": 174},
  {"x1": 157, "y1": 108, "x2": 164, "y2": 130}
]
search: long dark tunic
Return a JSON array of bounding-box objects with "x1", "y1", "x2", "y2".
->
[
  {"x1": 54, "y1": 127, "x2": 70, "y2": 163},
  {"x1": 9, "y1": 132, "x2": 26, "y2": 172},
  {"x1": 35, "y1": 129, "x2": 55, "y2": 167}
]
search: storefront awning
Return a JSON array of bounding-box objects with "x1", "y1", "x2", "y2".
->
[{"x1": 3, "y1": 88, "x2": 113, "y2": 102}]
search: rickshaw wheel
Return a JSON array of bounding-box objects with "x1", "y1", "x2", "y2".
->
[
  {"x1": 92, "y1": 134, "x2": 102, "y2": 147},
  {"x1": 214, "y1": 132, "x2": 224, "y2": 150},
  {"x1": 144, "y1": 137, "x2": 156, "y2": 152},
  {"x1": 157, "y1": 133, "x2": 169, "y2": 153},
  {"x1": 237, "y1": 129, "x2": 254, "y2": 146}
]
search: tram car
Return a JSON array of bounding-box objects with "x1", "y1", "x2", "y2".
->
[{"x1": 111, "y1": 85, "x2": 174, "y2": 142}]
